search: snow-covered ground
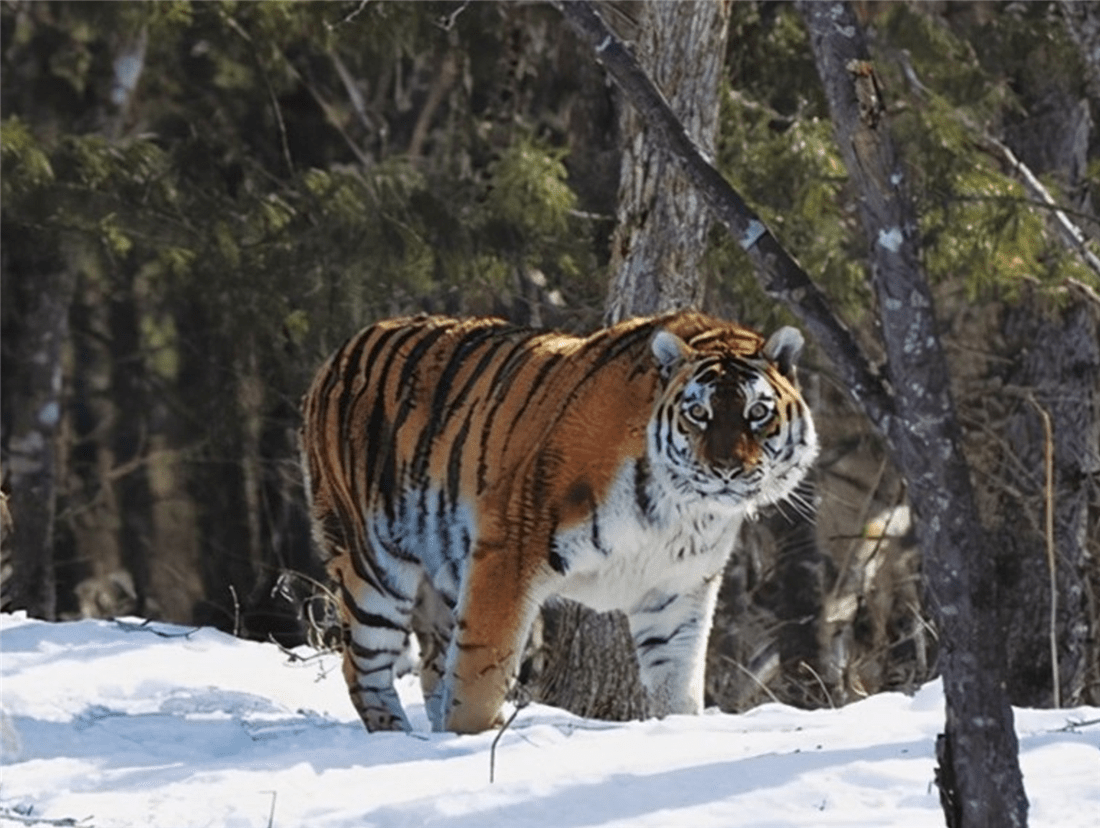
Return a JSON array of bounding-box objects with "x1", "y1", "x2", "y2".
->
[{"x1": 1, "y1": 612, "x2": 1097, "y2": 828}]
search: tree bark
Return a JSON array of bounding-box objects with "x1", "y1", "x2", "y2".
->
[
  {"x1": 1060, "y1": 0, "x2": 1100, "y2": 115},
  {"x1": 798, "y1": 4, "x2": 1026, "y2": 824},
  {"x1": 108, "y1": 274, "x2": 154, "y2": 617},
  {"x1": 605, "y1": 0, "x2": 730, "y2": 323},
  {"x1": 173, "y1": 301, "x2": 253, "y2": 634},
  {"x1": 531, "y1": 601, "x2": 648, "y2": 721},
  {"x1": 992, "y1": 281, "x2": 1100, "y2": 708},
  {"x1": 535, "y1": 0, "x2": 730, "y2": 721},
  {"x1": 766, "y1": 488, "x2": 827, "y2": 704},
  {"x1": 1, "y1": 251, "x2": 75, "y2": 620}
]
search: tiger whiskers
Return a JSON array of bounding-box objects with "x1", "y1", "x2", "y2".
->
[{"x1": 781, "y1": 483, "x2": 818, "y2": 523}]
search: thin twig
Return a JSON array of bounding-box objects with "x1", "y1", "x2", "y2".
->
[
  {"x1": 896, "y1": 35, "x2": 1099, "y2": 276},
  {"x1": 330, "y1": 0, "x2": 371, "y2": 30},
  {"x1": 229, "y1": 584, "x2": 242, "y2": 639},
  {"x1": 489, "y1": 699, "x2": 529, "y2": 784},
  {"x1": 829, "y1": 455, "x2": 891, "y2": 607},
  {"x1": 799, "y1": 661, "x2": 835, "y2": 710},
  {"x1": 1027, "y1": 392, "x2": 1060, "y2": 708},
  {"x1": 435, "y1": 0, "x2": 470, "y2": 31},
  {"x1": 114, "y1": 618, "x2": 199, "y2": 638},
  {"x1": 407, "y1": 51, "x2": 458, "y2": 158},
  {"x1": 222, "y1": 11, "x2": 294, "y2": 175},
  {"x1": 722, "y1": 655, "x2": 782, "y2": 706},
  {"x1": 972, "y1": 134, "x2": 1100, "y2": 278},
  {"x1": 263, "y1": 790, "x2": 277, "y2": 828},
  {"x1": 1056, "y1": 716, "x2": 1100, "y2": 733}
]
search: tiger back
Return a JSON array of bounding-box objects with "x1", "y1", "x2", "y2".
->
[{"x1": 299, "y1": 311, "x2": 817, "y2": 733}]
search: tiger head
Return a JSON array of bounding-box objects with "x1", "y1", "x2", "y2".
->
[{"x1": 648, "y1": 324, "x2": 817, "y2": 513}]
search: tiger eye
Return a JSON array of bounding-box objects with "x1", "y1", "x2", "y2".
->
[
  {"x1": 685, "y1": 402, "x2": 708, "y2": 422},
  {"x1": 747, "y1": 401, "x2": 770, "y2": 422}
]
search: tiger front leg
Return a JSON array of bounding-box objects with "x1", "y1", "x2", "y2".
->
[
  {"x1": 627, "y1": 573, "x2": 724, "y2": 717},
  {"x1": 441, "y1": 547, "x2": 545, "y2": 734}
]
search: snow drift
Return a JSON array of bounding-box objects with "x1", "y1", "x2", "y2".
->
[{"x1": 1, "y1": 612, "x2": 1097, "y2": 828}]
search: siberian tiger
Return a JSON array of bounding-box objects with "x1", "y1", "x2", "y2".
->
[{"x1": 299, "y1": 311, "x2": 817, "y2": 734}]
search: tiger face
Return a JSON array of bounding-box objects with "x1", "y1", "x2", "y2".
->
[{"x1": 648, "y1": 325, "x2": 816, "y2": 512}]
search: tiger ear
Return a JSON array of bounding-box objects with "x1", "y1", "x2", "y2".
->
[
  {"x1": 651, "y1": 330, "x2": 691, "y2": 380},
  {"x1": 763, "y1": 326, "x2": 804, "y2": 379}
]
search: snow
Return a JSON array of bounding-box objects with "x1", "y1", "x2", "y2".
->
[{"x1": 2, "y1": 612, "x2": 1097, "y2": 828}]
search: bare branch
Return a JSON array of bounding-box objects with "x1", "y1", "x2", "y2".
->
[{"x1": 972, "y1": 134, "x2": 1100, "y2": 277}]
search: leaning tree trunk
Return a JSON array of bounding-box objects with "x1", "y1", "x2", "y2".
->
[
  {"x1": 798, "y1": 3, "x2": 1028, "y2": 825},
  {"x1": 559, "y1": 1, "x2": 1029, "y2": 824},
  {"x1": 532, "y1": 0, "x2": 730, "y2": 721}
]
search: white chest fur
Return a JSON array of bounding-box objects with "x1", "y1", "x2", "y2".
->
[{"x1": 549, "y1": 459, "x2": 746, "y2": 614}]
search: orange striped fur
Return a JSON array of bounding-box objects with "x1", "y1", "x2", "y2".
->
[{"x1": 300, "y1": 311, "x2": 816, "y2": 733}]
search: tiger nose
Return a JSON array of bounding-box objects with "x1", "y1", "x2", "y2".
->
[{"x1": 733, "y1": 433, "x2": 762, "y2": 467}]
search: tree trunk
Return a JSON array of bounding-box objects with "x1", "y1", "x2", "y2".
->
[
  {"x1": 173, "y1": 301, "x2": 253, "y2": 634},
  {"x1": 1056, "y1": 1, "x2": 1100, "y2": 241},
  {"x1": 798, "y1": 3, "x2": 1028, "y2": 824},
  {"x1": 766, "y1": 486, "x2": 827, "y2": 705},
  {"x1": 0, "y1": 488, "x2": 12, "y2": 611},
  {"x1": 0, "y1": 247, "x2": 75, "y2": 620},
  {"x1": 531, "y1": 601, "x2": 648, "y2": 721},
  {"x1": 534, "y1": 0, "x2": 730, "y2": 721},
  {"x1": 1060, "y1": 1, "x2": 1100, "y2": 113},
  {"x1": 992, "y1": 281, "x2": 1100, "y2": 707},
  {"x1": 108, "y1": 273, "x2": 154, "y2": 617},
  {"x1": 605, "y1": 0, "x2": 731, "y2": 324}
]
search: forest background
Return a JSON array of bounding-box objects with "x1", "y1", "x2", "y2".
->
[{"x1": 2, "y1": 0, "x2": 1098, "y2": 722}]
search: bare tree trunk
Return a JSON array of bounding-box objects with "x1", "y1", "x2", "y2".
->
[
  {"x1": 1060, "y1": 1, "x2": 1100, "y2": 112},
  {"x1": 1056, "y1": 1, "x2": 1100, "y2": 241},
  {"x1": 531, "y1": 601, "x2": 648, "y2": 720},
  {"x1": 605, "y1": 0, "x2": 730, "y2": 324},
  {"x1": 174, "y1": 301, "x2": 253, "y2": 634},
  {"x1": 0, "y1": 488, "x2": 13, "y2": 611},
  {"x1": 992, "y1": 281, "x2": 1100, "y2": 708},
  {"x1": 534, "y1": 0, "x2": 730, "y2": 721},
  {"x1": 798, "y1": 3, "x2": 1027, "y2": 824},
  {"x1": 108, "y1": 272, "x2": 154, "y2": 617},
  {"x1": 1, "y1": 250, "x2": 75, "y2": 620},
  {"x1": 766, "y1": 490, "x2": 827, "y2": 704}
]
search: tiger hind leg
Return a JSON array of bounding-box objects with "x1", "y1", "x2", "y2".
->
[{"x1": 335, "y1": 563, "x2": 420, "y2": 732}]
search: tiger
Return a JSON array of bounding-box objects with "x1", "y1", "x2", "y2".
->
[{"x1": 299, "y1": 310, "x2": 817, "y2": 734}]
